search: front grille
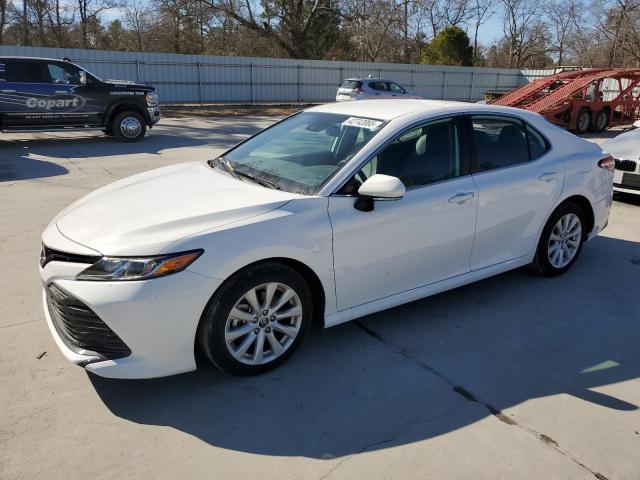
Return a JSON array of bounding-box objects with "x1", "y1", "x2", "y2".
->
[
  {"x1": 46, "y1": 283, "x2": 131, "y2": 359},
  {"x1": 614, "y1": 159, "x2": 637, "y2": 172},
  {"x1": 41, "y1": 244, "x2": 100, "y2": 268}
]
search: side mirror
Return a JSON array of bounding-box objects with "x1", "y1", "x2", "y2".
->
[
  {"x1": 79, "y1": 71, "x2": 87, "y2": 85},
  {"x1": 354, "y1": 174, "x2": 405, "y2": 212}
]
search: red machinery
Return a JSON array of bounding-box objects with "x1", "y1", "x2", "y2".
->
[{"x1": 490, "y1": 68, "x2": 640, "y2": 133}]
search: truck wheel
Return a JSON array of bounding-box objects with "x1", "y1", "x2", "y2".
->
[
  {"x1": 589, "y1": 109, "x2": 609, "y2": 133},
  {"x1": 575, "y1": 108, "x2": 591, "y2": 134},
  {"x1": 112, "y1": 111, "x2": 146, "y2": 142}
]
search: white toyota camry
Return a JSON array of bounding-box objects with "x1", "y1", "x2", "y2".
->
[{"x1": 40, "y1": 100, "x2": 614, "y2": 379}]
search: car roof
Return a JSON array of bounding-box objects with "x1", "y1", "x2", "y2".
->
[
  {"x1": 343, "y1": 78, "x2": 396, "y2": 83},
  {"x1": 308, "y1": 99, "x2": 539, "y2": 122},
  {"x1": 0, "y1": 56, "x2": 68, "y2": 62}
]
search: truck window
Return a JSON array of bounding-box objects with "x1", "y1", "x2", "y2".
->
[
  {"x1": 5, "y1": 62, "x2": 46, "y2": 83},
  {"x1": 46, "y1": 63, "x2": 81, "y2": 85}
]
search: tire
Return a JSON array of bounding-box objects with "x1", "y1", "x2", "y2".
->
[
  {"x1": 197, "y1": 262, "x2": 313, "y2": 376},
  {"x1": 531, "y1": 202, "x2": 587, "y2": 277},
  {"x1": 589, "y1": 109, "x2": 609, "y2": 133},
  {"x1": 575, "y1": 108, "x2": 591, "y2": 134},
  {"x1": 112, "y1": 111, "x2": 146, "y2": 142}
]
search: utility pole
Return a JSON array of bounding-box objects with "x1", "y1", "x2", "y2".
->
[{"x1": 23, "y1": 0, "x2": 29, "y2": 45}]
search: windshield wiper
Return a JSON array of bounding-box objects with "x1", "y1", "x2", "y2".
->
[
  {"x1": 210, "y1": 157, "x2": 280, "y2": 190},
  {"x1": 210, "y1": 157, "x2": 236, "y2": 176},
  {"x1": 233, "y1": 169, "x2": 281, "y2": 190}
]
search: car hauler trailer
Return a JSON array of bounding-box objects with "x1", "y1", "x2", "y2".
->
[{"x1": 490, "y1": 68, "x2": 640, "y2": 133}]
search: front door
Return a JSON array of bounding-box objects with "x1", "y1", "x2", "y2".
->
[
  {"x1": 40, "y1": 61, "x2": 104, "y2": 126},
  {"x1": 329, "y1": 116, "x2": 478, "y2": 310}
]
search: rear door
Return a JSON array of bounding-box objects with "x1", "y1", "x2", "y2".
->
[
  {"x1": 0, "y1": 60, "x2": 50, "y2": 128},
  {"x1": 367, "y1": 81, "x2": 391, "y2": 98},
  {"x1": 467, "y1": 114, "x2": 563, "y2": 270}
]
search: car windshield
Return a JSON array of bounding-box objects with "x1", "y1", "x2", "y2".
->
[{"x1": 220, "y1": 112, "x2": 385, "y2": 194}]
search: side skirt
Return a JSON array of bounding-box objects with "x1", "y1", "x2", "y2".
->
[{"x1": 324, "y1": 255, "x2": 532, "y2": 328}]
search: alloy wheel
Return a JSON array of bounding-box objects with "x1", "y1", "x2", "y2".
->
[
  {"x1": 547, "y1": 213, "x2": 582, "y2": 268},
  {"x1": 224, "y1": 282, "x2": 302, "y2": 365}
]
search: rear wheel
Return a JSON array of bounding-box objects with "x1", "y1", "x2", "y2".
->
[
  {"x1": 575, "y1": 108, "x2": 591, "y2": 134},
  {"x1": 531, "y1": 202, "x2": 586, "y2": 276},
  {"x1": 112, "y1": 111, "x2": 146, "y2": 142},
  {"x1": 589, "y1": 109, "x2": 609, "y2": 133},
  {"x1": 197, "y1": 262, "x2": 313, "y2": 375}
]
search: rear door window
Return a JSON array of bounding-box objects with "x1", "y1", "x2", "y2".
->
[
  {"x1": 4, "y1": 62, "x2": 46, "y2": 83},
  {"x1": 470, "y1": 116, "x2": 529, "y2": 172},
  {"x1": 525, "y1": 124, "x2": 550, "y2": 159},
  {"x1": 368, "y1": 82, "x2": 389, "y2": 91}
]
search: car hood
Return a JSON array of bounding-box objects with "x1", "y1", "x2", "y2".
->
[
  {"x1": 54, "y1": 161, "x2": 300, "y2": 256},
  {"x1": 104, "y1": 79, "x2": 154, "y2": 91},
  {"x1": 602, "y1": 129, "x2": 640, "y2": 161}
]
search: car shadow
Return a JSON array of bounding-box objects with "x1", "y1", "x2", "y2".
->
[
  {"x1": 90, "y1": 234, "x2": 640, "y2": 459},
  {"x1": 0, "y1": 118, "x2": 271, "y2": 182},
  {"x1": 614, "y1": 192, "x2": 640, "y2": 207}
]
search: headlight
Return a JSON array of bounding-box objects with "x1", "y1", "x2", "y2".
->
[
  {"x1": 76, "y1": 250, "x2": 202, "y2": 281},
  {"x1": 145, "y1": 92, "x2": 158, "y2": 107}
]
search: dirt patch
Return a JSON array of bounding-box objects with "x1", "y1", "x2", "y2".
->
[{"x1": 161, "y1": 103, "x2": 316, "y2": 118}]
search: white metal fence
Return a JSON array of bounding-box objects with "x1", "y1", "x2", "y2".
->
[{"x1": 0, "y1": 45, "x2": 552, "y2": 104}]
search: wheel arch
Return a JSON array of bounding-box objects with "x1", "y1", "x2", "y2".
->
[
  {"x1": 106, "y1": 100, "x2": 149, "y2": 126},
  {"x1": 553, "y1": 195, "x2": 595, "y2": 238},
  {"x1": 197, "y1": 256, "x2": 327, "y2": 334}
]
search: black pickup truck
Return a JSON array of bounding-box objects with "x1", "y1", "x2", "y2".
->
[{"x1": 0, "y1": 56, "x2": 160, "y2": 141}]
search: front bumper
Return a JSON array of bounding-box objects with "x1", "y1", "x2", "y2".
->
[
  {"x1": 41, "y1": 256, "x2": 221, "y2": 379},
  {"x1": 147, "y1": 106, "x2": 161, "y2": 125}
]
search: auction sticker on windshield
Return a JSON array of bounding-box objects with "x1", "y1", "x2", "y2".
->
[{"x1": 342, "y1": 117, "x2": 384, "y2": 130}]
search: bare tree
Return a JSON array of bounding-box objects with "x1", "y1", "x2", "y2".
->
[
  {"x1": 501, "y1": 0, "x2": 548, "y2": 67},
  {"x1": 195, "y1": 0, "x2": 340, "y2": 58},
  {"x1": 546, "y1": 0, "x2": 579, "y2": 65},
  {"x1": 77, "y1": 0, "x2": 116, "y2": 47},
  {"x1": 470, "y1": 0, "x2": 494, "y2": 64}
]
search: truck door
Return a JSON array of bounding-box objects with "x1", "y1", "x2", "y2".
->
[
  {"x1": 0, "y1": 60, "x2": 51, "y2": 128},
  {"x1": 40, "y1": 61, "x2": 104, "y2": 126}
]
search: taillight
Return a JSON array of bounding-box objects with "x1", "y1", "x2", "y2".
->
[{"x1": 598, "y1": 155, "x2": 615, "y2": 172}]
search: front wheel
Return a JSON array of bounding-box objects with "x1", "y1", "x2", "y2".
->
[
  {"x1": 112, "y1": 111, "x2": 146, "y2": 142},
  {"x1": 197, "y1": 262, "x2": 313, "y2": 375},
  {"x1": 531, "y1": 202, "x2": 586, "y2": 276}
]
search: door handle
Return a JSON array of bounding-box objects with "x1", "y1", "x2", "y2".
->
[
  {"x1": 448, "y1": 192, "x2": 475, "y2": 204},
  {"x1": 1, "y1": 89, "x2": 16, "y2": 93},
  {"x1": 54, "y1": 90, "x2": 68, "y2": 94},
  {"x1": 539, "y1": 172, "x2": 558, "y2": 182}
]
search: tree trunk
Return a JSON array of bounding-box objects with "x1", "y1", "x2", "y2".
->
[
  {"x1": 23, "y1": 0, "x2": 30, "y2": 45},
  {"x1": 0, "y1": 0, "x2": 6, "y2": 45}
]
